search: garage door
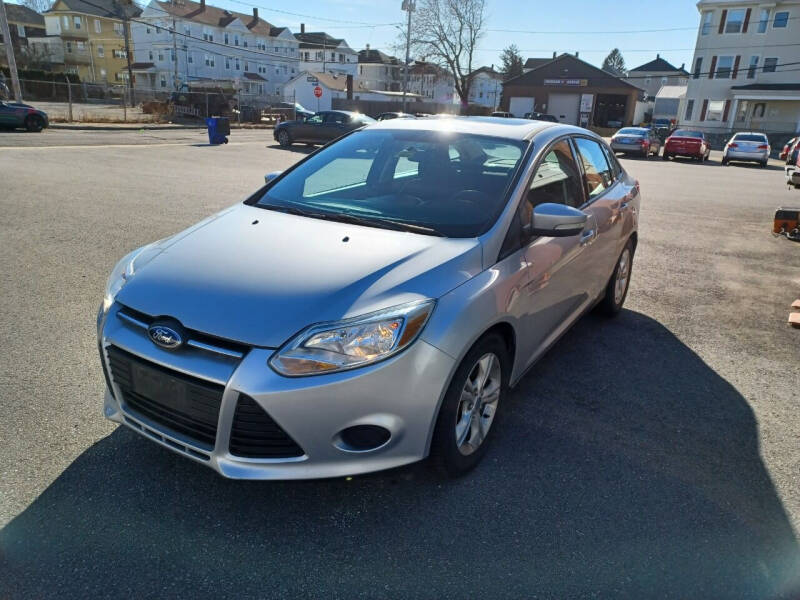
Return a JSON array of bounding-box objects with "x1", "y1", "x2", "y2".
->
[
  {"x1": 509, "y1": 97, "x2": 535, "y2": 117},
  {"x1": 547, "y1": 93, "x2": 580, "y2": 125}
]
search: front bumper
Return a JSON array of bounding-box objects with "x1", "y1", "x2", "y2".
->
[
  {"x1": 725, "y1": 149, "x2": 768, "y2": 162},
  {"x1": 99, "y1": 303, "x2": 456, "y2": 479}
]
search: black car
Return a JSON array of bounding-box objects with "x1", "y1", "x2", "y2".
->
[
  {"x1": 274, "y1": 110, "x2": 376, "y2": 147},
  {"x1": 0, "y1": 100, "x2": 49, "y2": 132},
  {"x1": 524, "y1": 112, "x2": 558, "y2": 122},
  {"x1": 376, "y1": 112, "x2": 415, "y2": 121}
]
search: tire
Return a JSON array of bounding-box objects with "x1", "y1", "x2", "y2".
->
[
  {"x1": 598, "y1": 239, "x2": 634, "y2": 317},
  {"x1": 25, "y1": 115, "x2": 44, "y2": 132},
  {"x1": 277, "y1": 129, "x2": 291, "y2": 147},
  {"x1": 429, "y1": 333, "x2": 510, "y2": 478},
  {"x1": 662, "y1": 152, "x2": 670, "y2": 161},
  {"x1": 760, "y1": 160, "x2": 767, "y2": 168},
  {"x1": 722, "y1": 157, "x2": 728, "y2": 166}
]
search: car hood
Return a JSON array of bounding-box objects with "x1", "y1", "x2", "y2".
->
[{"x1": 116, "y1": 203, "x2": 482, "y2": 347}]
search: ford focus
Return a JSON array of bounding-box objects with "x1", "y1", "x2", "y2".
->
[{"x1": 97, "y1": 117, "x2": 640, "y2": 479}]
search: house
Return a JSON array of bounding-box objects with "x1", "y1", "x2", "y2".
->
[
  {"x1": 295, "y1": 25, "x2": 357, "y2": 78},
  {"x1": 627, "y1": 54, "x2": 689, "y2": 100},
  {"x1": 130, "y1": 0, "x2": 299, "y2": 97},
  {"x1": 467, "y1": 66, "x2": 503, "y2": 108},
  {"x1": 282, "y1": 70, "x2": 422, "y2": 112},
  {"x1": 680, "y1": 0, "x2": 800, "y2": 134},
  {"x1": 501, "y1": 53, "x2": 643, "y2": 126},
  {"x1": 523, "y1": 56, "x2": 553, "y2": 74},
  {"x1": 0, "y1": 4, "x2": 46, "y2": 69},
  {"x1": 654, "y1": 85, "x2": 688, "y2": 122},
  {"x1": 36, "y1": 0, "x2": 141, "y2": 83},
  {"x1": 357, "y1": 45, "x2": 400, "y2": 92},
  {"x1": 407, "y1": 61, "x2": 456, "y2": 104}
]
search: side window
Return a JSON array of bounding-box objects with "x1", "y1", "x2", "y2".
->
[
  {"x1": 307, "y1": 114, "x2": 324, "y2": 124},
  {"x1": 601, "y1": 143, "x2": 622, "y2": 181},
  {"x1": 325, "y1": 112, "x2": 348, "y2": 124},
  {"x1": 573, "y1": 137, "x2": 614, "y2": 200}
]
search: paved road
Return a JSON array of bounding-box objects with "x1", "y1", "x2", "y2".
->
[{"x1": 1, "y1": 130, "x2": 799, "y2": 599}]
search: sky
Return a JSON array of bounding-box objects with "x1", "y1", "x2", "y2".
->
[{"x1": 10, "y1": 0, "x2": 703, "y2": 71}]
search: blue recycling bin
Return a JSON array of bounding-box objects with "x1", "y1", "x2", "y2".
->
[{"x1": 206, "y1": 116, "x2": 230, "y2": 145}]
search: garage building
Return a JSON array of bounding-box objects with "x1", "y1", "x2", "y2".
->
[{"x1": 500, "y1": 53, "x2": 643, "y2": 127}]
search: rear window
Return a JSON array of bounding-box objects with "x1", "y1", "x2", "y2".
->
[
  {"x1": 617, "y1": 128, "x2": 647, "y2": 136},
  {"x1": 733, "y1": 134, "x2": 767, "y2": 142},
  {"x1": 672, "y1": 130, "x2": 703, "y2": 138}
]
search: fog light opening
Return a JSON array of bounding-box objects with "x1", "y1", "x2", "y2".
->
[{"x1": 335, "y1": 425, "x2": 391, "y2": 453}]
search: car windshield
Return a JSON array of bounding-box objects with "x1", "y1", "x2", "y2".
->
[
  {"x1": 255, "y1": 129, "x2": 528, "y2": 237},
  {"x1": 672, "y1": 130, "x2": 703, "y2": 138},
  {"x1": 617, "y1": 128, "x2": 647, "y2": 136},
  {"x1": 733, "y1": 134, "x2": 767, "y2": 142}
]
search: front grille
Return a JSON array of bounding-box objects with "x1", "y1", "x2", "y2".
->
[
  {"x1": 229, "y1": 394, "x2": 304, "y2": 459},
  {"x1": 107, "y1": 345, "x2": 224, "y2": 449}
]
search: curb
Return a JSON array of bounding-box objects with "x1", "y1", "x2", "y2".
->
[{"x1": 49, "y1": 123, "x2": 206, "y2": 131}]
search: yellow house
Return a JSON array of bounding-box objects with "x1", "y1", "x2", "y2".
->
[{"x1": 42, "y1": 0, "x2": 141, "y2": 83}]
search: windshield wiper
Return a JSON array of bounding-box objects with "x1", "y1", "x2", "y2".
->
[{"x1": 258, "y1": 203, "x2": 445, "y2": 236}]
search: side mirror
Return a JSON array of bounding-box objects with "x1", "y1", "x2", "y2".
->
[
  {"x1": 264, "y1": 171, "x2": 282, "y2": 184},
  {"x1": 530, "y1": 203, "x2": 588, "y2": 237}
]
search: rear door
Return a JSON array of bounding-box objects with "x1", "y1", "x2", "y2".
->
[
  {"x1": 571, "y1": 136, "x2": 629, "y2": 297},
  {"x1": 295, "y1": 112, "x2": 324, "y2": 142},
  {"x1": 321, "y1": 111, "x2": 350, "y2": 142}
]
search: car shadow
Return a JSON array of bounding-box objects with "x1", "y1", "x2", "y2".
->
[
  {"x1": 1, "y1": 310, "x2": 798, "y2": 599},
  {"x1": 265, "y1": 143, "x2": 316, "y2": 154}
]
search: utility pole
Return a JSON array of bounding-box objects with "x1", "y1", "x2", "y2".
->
[
  {"x1": 172, "y1": 16, "x2": 179, "y2": 91},
  {"x1": 401, "y1": 0, "x2": 414, "y2": 113},
  {"x1": 119, "y1": 0, "x2": 134, "y2": 104},
  {"x1": 0, "y1": 0, "x2": 22, "y2": 101}
]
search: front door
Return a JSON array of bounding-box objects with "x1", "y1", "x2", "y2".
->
[
  {"x1": 516, "y1": 138, "x2": 597, "y2": 369},
  {"x1": 296, "y1": 112, "x2": 324, "y2": 142}
]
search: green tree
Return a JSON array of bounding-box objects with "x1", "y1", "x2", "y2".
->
[
  {"x1": 602, "y1": 48, "x2": 627, "y2": 76},
  {"x1": 500, "y1": 44, "x2": 523, "y2": 81}
]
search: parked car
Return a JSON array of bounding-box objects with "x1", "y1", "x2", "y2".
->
[
  {"x1": 722, "y1": 132, "x2": 770, "y2": 167},
  {"x1": 610, "y1": 127, "x2": 661, "y2": 158},
  {"x1": 273, "y1": 102, "x2": 314, "y2": 121},
  {"x1": 785, "y1": 138, "x2": 800, "y2": 188},
  {"x1": 274, "y1": 110, "x2": 376, "y2": 147},
  {"x1": 779, "y1": 136, "x2": 797, "y2": 161},
  {"x1": 0, "y1": 100, "x2": 49, "y2": 132},
  {"x1": 98, "y1": 117, "x2": 640, "y2": 479},
  {"x1": 490, "y1": 111, "x2": 514, "y2": 118},
  {"x1": 663, "y1": 129, "x2": 711, "y2": 162},
  {"x1": 376, "y1": 112, "x2": 415, "y2": 121},
  {"x1": 524, "y1": 112, "x2": 558, "y2": 123}
]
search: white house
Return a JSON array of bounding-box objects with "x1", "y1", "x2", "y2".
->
[
  {"x1": 680, "y1": 0, "x2": 800, "y2": 133},
  {"x1": 295, "y1": 26, "x2": 358, "y2": 78},
  {"x1": 130, "y1": 0, "x2": 299, "y2": 97},
  {"x1": 283, "y1": 71, "x2": 421, "y2": 112},
  {"x1": 407, "y1": 61, "x2": 457, "y2": 104},
  {"x1": 357, "y1": 45, "x2": 401, "y2": 92},
  {"x1": 467, "y1": 66, "x2": 503, "y2": 108}
]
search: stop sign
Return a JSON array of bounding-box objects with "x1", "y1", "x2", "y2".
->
[{"x1": 313, "y1": 85, "x2": 323, "y2": 98}]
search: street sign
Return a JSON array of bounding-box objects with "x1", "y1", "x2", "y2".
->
[{"x1": 313, "y1": 85, "x2": 323, "y2": 98}]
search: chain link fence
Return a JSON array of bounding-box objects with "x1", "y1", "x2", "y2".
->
[{"x1": 3, "y1": 78, "x2": 294, "y2": 124}]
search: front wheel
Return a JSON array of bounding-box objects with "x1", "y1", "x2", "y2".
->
[
  {"x1": 25, "y1": 115, "x2": 44, "y2": 132},
  {"x1": 662, "y1": 152, "x2": 670, "y2": 161},
  {"x1": 277, "y1": 129, "x2": 291, "y2": 147},
  {"x1": 597, "y1": 239, "x2": 634, "y2": 316},
  {"x1": 430, "y1": 333, "x2": 509, "y2": 477}
]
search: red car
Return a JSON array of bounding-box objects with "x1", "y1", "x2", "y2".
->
[
  {"x1": 780, "y1": 137, "x2": 797, "y2": 161},
  {"x1": 663, "y1": 129, "x2": 711, "y2": 162}
]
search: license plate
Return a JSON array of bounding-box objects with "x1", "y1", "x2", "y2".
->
[
  {"x1": 132, "y1": 363, "x2": 187, "y2": 409},
  {"x1": 623, "y1": 138, "x2": 635, "y2": 144}
]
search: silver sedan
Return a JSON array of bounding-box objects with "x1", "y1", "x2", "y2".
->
[
  {"x1": 722, "y1": 132, "x2": 770, "y2": 167},
  {"x1": 97, "y1": 117, "x2": 640, "y2": 479}
]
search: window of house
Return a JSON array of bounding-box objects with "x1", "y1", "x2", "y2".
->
[
  {"x1": 76, "y1": 41, "x2": 85, "y2": 50},
  {"x1": 114, "y1": 22, "x2": 123, "y2": 35},
  {"x1": 188, "y1": 52, "x2": 193, "y2": 63},
  {"x1": 773, "y1": 11, "x2": 789, "y2": 27},
  {"x1": 693, "y1": 56, "x2": 702, "y2": 79},
  {"x1": 146, "y1": 26, "x2": 151, "y2": 34},
  {"x1": 243, "y1": 40, "x2": 247, "y2": 47},
  {"x1": 701, "y1": 11, "x2": 713, "y2": 34},
  {"x1": 705, "y1": 100, "x2": 725, "y2": 121},
  {"x1": 66, "y1": 41, "x2": 72, "y2": 53},
  {"x1": 204, "y1": 54, "x2": 210, "y2": 66},
  {"x1": 97, "y1": 44, "x2": 104, "y2": 57},
  {"x1": 16, "y1": 23, "x2": 25, "y2": 37},
  {"x1": 203, "y1": 27, "x2": 213, "y2": 42},
  {"x1": 763, "y1": 57, "x2": 778, "y2": 72},
  {"x1": 224, "y1": 32, "x2": 229, "y2": 44},
  {"x1": 725, "y1": 9, "x2": 746, "y2": 33},
  {"x1": 661, "y1": 76, "x2": 668, "y2": 84},
  {"x1": 74, "y1": 16, "x2": 81, "y2": 29},
  {"x1": 244, "y1": 61, "x2": 249, "y2": 72},
  {"x1": 716, "y1": 56, "x2": 733, "y2": 78},
  {"x1": 747, "y1": 55, "x2": 758, "y2": 78},
  {"x1": 225, "y1": 57, "x2": 230, "y2": 69},
  {"x1": 644, "y1": 77, "x2": 651, "y2": 85},
  {"x1": 234, "y1": 35, "x2": 239, "y2": 46},
  {"x1": 100, "y1": 68, "x2": 106, "y2": 78},
  {"x1": 235, "y1": 58, "x2": 240, "y2": 70},
  {"x1": 184, "y1": 25, "x2": 190, "y2": 36},
  {"x1": 160, "y1": 74, "x2": 167, "y2": 88},
  {"x1": 94, "y1": 19, "x2": 101, "y2": 33},
  {"x1": 157, "y1": 51, "x2": 164, "y2": 61},
  {"x1": 757, "y1": 8, "x2": 769, "y2": 32},
  {"x1": 148, "y1": 50, "x2": 153, "y2": 60},
  {"x1": 62, "y1": 15, "x2": 69, "y2": 29},
  {"x1": 315, "y1": 51, "x2": 322, "y2": 60},
  {"x1": 685, "y1": 99, "x2": 694, "y2": 120},
  {"x1": 753, "y1": 103, "x2": 766, "y2": 118},
  {"x1": 171, "y1": 48, "x2": 175, "y2": 62}
]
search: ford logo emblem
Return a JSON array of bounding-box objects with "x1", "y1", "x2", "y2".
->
[{"x1": 148, "y1": 324, "x2": 183, "y2": 350}]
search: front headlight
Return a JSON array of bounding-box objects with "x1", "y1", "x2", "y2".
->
[
  {"x1": 101, "y1": 243, "x2": 164, "y2": 314},
  {"x1": 270, "y1": 300, "x2": 435, "y2": 376}
]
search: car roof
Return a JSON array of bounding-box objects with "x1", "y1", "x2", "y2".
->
[
  {"x1": 732, "y1": 131, "x2": 767, "y2": 137},
  {"x1": 366, "y1": 115, "x2": 564, "y2": 140}
]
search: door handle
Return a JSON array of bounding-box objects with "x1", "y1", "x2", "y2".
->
[{"x1": 580, "y1": 229, "x2": 596, "y2": 246}]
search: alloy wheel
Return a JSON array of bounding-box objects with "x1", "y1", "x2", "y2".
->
[
  {"x1": 614, "y1": 247, "x2": 631, "y2": 305},
  {"x1": 454, "y1": 353, "x2": 501, "y2": 456}
]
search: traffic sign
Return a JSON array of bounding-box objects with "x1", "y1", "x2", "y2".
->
[{"x1": 313, "y1": 85, "x2": 323, "y2": 98}]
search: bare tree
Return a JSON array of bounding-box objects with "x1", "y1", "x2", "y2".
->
[
  {"x1": 411, "y1": 0, "x2": 486, "y2": 107},
  {"x1": 19, "y1": 0, "x2": 53, "y2": 14}
]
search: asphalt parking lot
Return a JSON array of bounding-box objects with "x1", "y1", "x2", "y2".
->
[{"x1": 1, "y1": 128, "x2": 799, "y2": 599}]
